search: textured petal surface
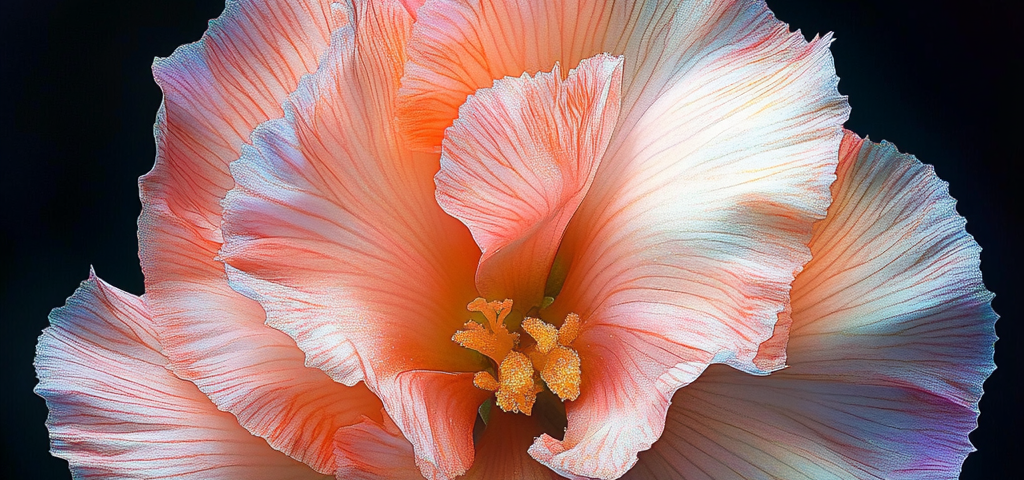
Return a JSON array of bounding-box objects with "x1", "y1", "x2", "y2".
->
[
  {"x1": 463, "y1": 410, "x2": 563, "y2": 480},
  {"x1": 622, "y1": 133, "x2": 996, "y2": 479},
  {"x1": 138, "y1": 0, "x2": 381, "y2": 473},
  {"x1": 528, "y1": 12, "x2": 847, "y2": 480},
  {"x1": 400, "y1": 0, "x2": 820, "y2": 153},
  {"x1": 436, "y1": 54, "x2": 622, "y2": 307},
  {"x1": 398, "y1": 5, "x2": 849, "y2": 475},
  {"x1": 333, "y1": 408, "x2": 563, "y2": 480},
  {"x1": 219, "y1": 1, "x2": 487, "y2": 477},
  {"x1": 334, "y1": 411, "x2": 422, "y2": 480},
  {"x1": 34, "y1": 274, "x2": 329, "y2": 479}
]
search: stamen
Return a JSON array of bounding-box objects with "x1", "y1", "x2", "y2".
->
[
  {"x1": 522, "y1": 314, "x2": 583, "y2": 402},
  {"x1": 473, "y1": 371, "x2": 500, "y2": 391},
  {"x1": 494, "y1": 351, "x2": 540, "y2": 415},
  {"x1": 522, "y1": 317, "x2": 558, "y2": 353},
  {"x1": 452, "y1": 298, "x2": 518, "y2": 363},
  {"x1": 453, "y1": 298, "x2": 584, "y2": 414},
  {"x1": 558, "y1": 312, "x2": 581, "y2": 346},
  {"x1": 540, "y1": 346, "x2": 581, "y2": 401}
]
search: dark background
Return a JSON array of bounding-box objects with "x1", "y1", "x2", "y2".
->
[{"x1": 1, "y1": 0, "x2": 1020, "y2": 477}]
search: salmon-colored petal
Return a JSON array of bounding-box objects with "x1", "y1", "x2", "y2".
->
[
  {"x1": 334, "y1": 411, "x2": 422, "y2": 480},
  {"x1": 400, "y1": 0, "x2": 796, "y2": 153},
  {"x1": 527, "y1": 11, "x2": 847, "y2": 480},
  {"x1": 622, "y1": 133, "x2": 996, "y2": 479},
  {"x1": 333, "y1": 407, "x2": 564, "y2": 480},
  {"x1": 219, "y1": 1, "x2": 486, "y2": 477},
  {"x1": 463, "y1": 409, "x2": 564, "y2": 480},
  {"x1": 436, "y1": 54, "x2": 623, "y2": 307},
  {"x1": 138, "y1": 1, "x2": 382, "y2": 472},
  {"x1": 34, "y1": 273, "x2": 330, "y2": 479}
]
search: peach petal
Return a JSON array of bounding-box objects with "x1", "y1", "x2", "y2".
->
[
  {"x1": 532, "y1": 12, "x2": 849, "y2": 480},
  {"x1": 623, "y1": 132, "x2": 996, "y2": 479},
  {"x1": 334, "y1": 411, "x2": 422, "y2": 480},
  {"x1": 436, "y1": 54, "x2": 622, "y2": 307},
  {"x1": 139, "y1": 0, "x2": 379, "y2": 472},
  {"x1": 219, "y1": 1, "x2": 486, "y2": 477},
  {"x1": 34, "y1": 273, "x2": 330, "y2": 479},
  {"x1": 462, "y1": 409, "x2": 564, "y2": 480}
]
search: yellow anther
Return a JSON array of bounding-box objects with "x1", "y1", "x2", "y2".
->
[
  {"x1": 540, "y1": 346, "x2": 581, "y2": 401},
  {"x1": 473, "y1": 371, "x2": 500, "y2": 392},
  {"x1": 468, "y1": 298, "x2": 513, "y2": 330},
  {"x1": 558, "y1": 312, "x2": 580, "y2": 346},
  {"x1": 522, "y1": 317, "x2": 559, "y2": 354},
  {"x1": 494, "y1": 351, "x2": 538, "y2": 415},
  {"x1": 452, "y1": 298, "x2": 519, "y2": 363},
  {"x1": 455, "y1": 299, "x2": 584, "y2": 414}
]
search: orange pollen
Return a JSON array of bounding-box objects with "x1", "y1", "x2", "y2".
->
[{"x1": 453, "y1": 298, "x2": 583, "y2": 415}]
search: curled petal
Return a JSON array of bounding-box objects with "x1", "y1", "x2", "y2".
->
[
  {"x1": 34, "y1": 274, "x2": 329, "y2": 479},
  {"x1": 139, "y1": 0, "x2": 376, "y2": 472},
  {"x1": 624, "y1": 132, "x2": 996, "y2": 479},
  {"x1": 436, "y1": 54, "x2": 623, "y2": 306},
  {"x1": 534, "y1": 11, "x2": 848, "y2": 480},
  {"x1": 463, "y1": 409, "x2": 563, "y2": 480},
  {"x1": 220, "y1": 2, "x2": 488, "y2": 476},
  {"x1": 334, "y1": 411, "x2": 422, "y2": 480},
  {"x1": 399, "y1": 5, "x2": 849, "y2": 475}
]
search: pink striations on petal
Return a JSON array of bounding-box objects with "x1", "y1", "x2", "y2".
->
[
  {"x1": 528, "y1": 10, "x2": 848, "y2": 480},
  {"x1": 140, "y1": 0, "x2": 383, "y2": 472},
  {"x1": 462, "y1": 409, "x2": 566, "y2": 480},
  {"x1": 621, "y1": 132, "x2": 996, "y2": 479},
  {"x1": 398, "y1": 5, "x2": 850, "y2": 475},
  {"x1": 34, "y1": 273, "x2": 331, "y2": 479},
  {"x1": 334, "y1": 410, "x2": 422, "y2": 480},
  {"x1": 220, "y1": 1, "x2": 488, "y2": 478},
  {"x1": 436, "y1": 54, "x2": 623, "y2": 308}
]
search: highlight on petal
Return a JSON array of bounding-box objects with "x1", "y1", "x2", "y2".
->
[
  {"x1": 400, "y1": 0, "x2": 814, "y2": 153},
  {"x1": 523, "y1": 6, "x2": 849, "y2": 479},
  {"x1": 623, "y1": 132, "x2": 996, "y2": 479},
  {"x1": 219, "y1": 1, "x2": 487, "y2": 477},
  {"x1": 138, "y1": 0, "x2": 377, "y2": 473},
  {"x1": 435, "y1": 54, "x2": 623, "y2": 307},
  {"x1": 34, "y1": 273, "x2": 329, "y2": 479}
]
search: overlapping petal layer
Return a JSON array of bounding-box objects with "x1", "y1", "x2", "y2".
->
[
  {"x1": 334, "y1": 411, "x2": 422, "y2": 479},
  {"x1": 219, "y1": 1, "x2": 490, "y2": 477},
  {"x1": 622, "y1": 133, "x2": 996, "y2": 479},
  {"x1": 420, "y1": 8, "x2": 848, "y2": 480},
  {"x1": 138, "y1": 0, "x2": 384, "y2": 473},
  {"x1": 436, "y1": 54, "x2": 623, "y2": 308},
  {"x1": 335, "y1": 405, "x2": 563, "y2": 480},
  {"x1": 34, "y1": 273, "x2": 330, "y2": 479},
  {"x1": 462, "y1": 410, "x2": 562, "y2": 480}
]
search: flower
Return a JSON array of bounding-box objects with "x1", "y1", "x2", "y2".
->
[{"x1": 34, "y1": 0, "x2": 995, "y2": 479}]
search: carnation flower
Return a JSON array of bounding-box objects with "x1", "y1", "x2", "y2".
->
[{"x1": 35, "y1": 0, "x2": 995, "y2": 479}]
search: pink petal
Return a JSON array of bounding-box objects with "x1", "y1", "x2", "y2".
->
[
  {"x1": 334, "y1": 407, "x2": 564, "y2": 480},
  {"x1": 461, "y1": 409, "x2": 565, "y2": 480},
  {"x1": 400, "y1": 0, "x2": 817, "y2": 153},
  {"x1": 436, "y1": 54, "x2": 623, "y2": 307},
  {"x1": 219, "y1": 1, "x2": 488, "y2": 477},
  {"x1": 622, "y1": 132, "x2": 996, "y2": 479},
  {"x1": 138, "y1": 1, "x2": 382, "y2": 472},
  {"x1": 334, "y1": 411, "x2": 422, "y2": 480},
  {"x1": 34, "y1": 273, "x2": 329, "y2": 479},
  {"x1": 529, "y1": 14, "x2": 848, "y2": 480}
]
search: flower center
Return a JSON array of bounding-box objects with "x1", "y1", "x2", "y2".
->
[{"x1": 452, "y1": 298, "x2": 581, "y2": 415}]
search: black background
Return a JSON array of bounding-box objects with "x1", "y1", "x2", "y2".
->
[{"x1": 1, "y1": 0, "x2": 1020, "y2": 478}]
